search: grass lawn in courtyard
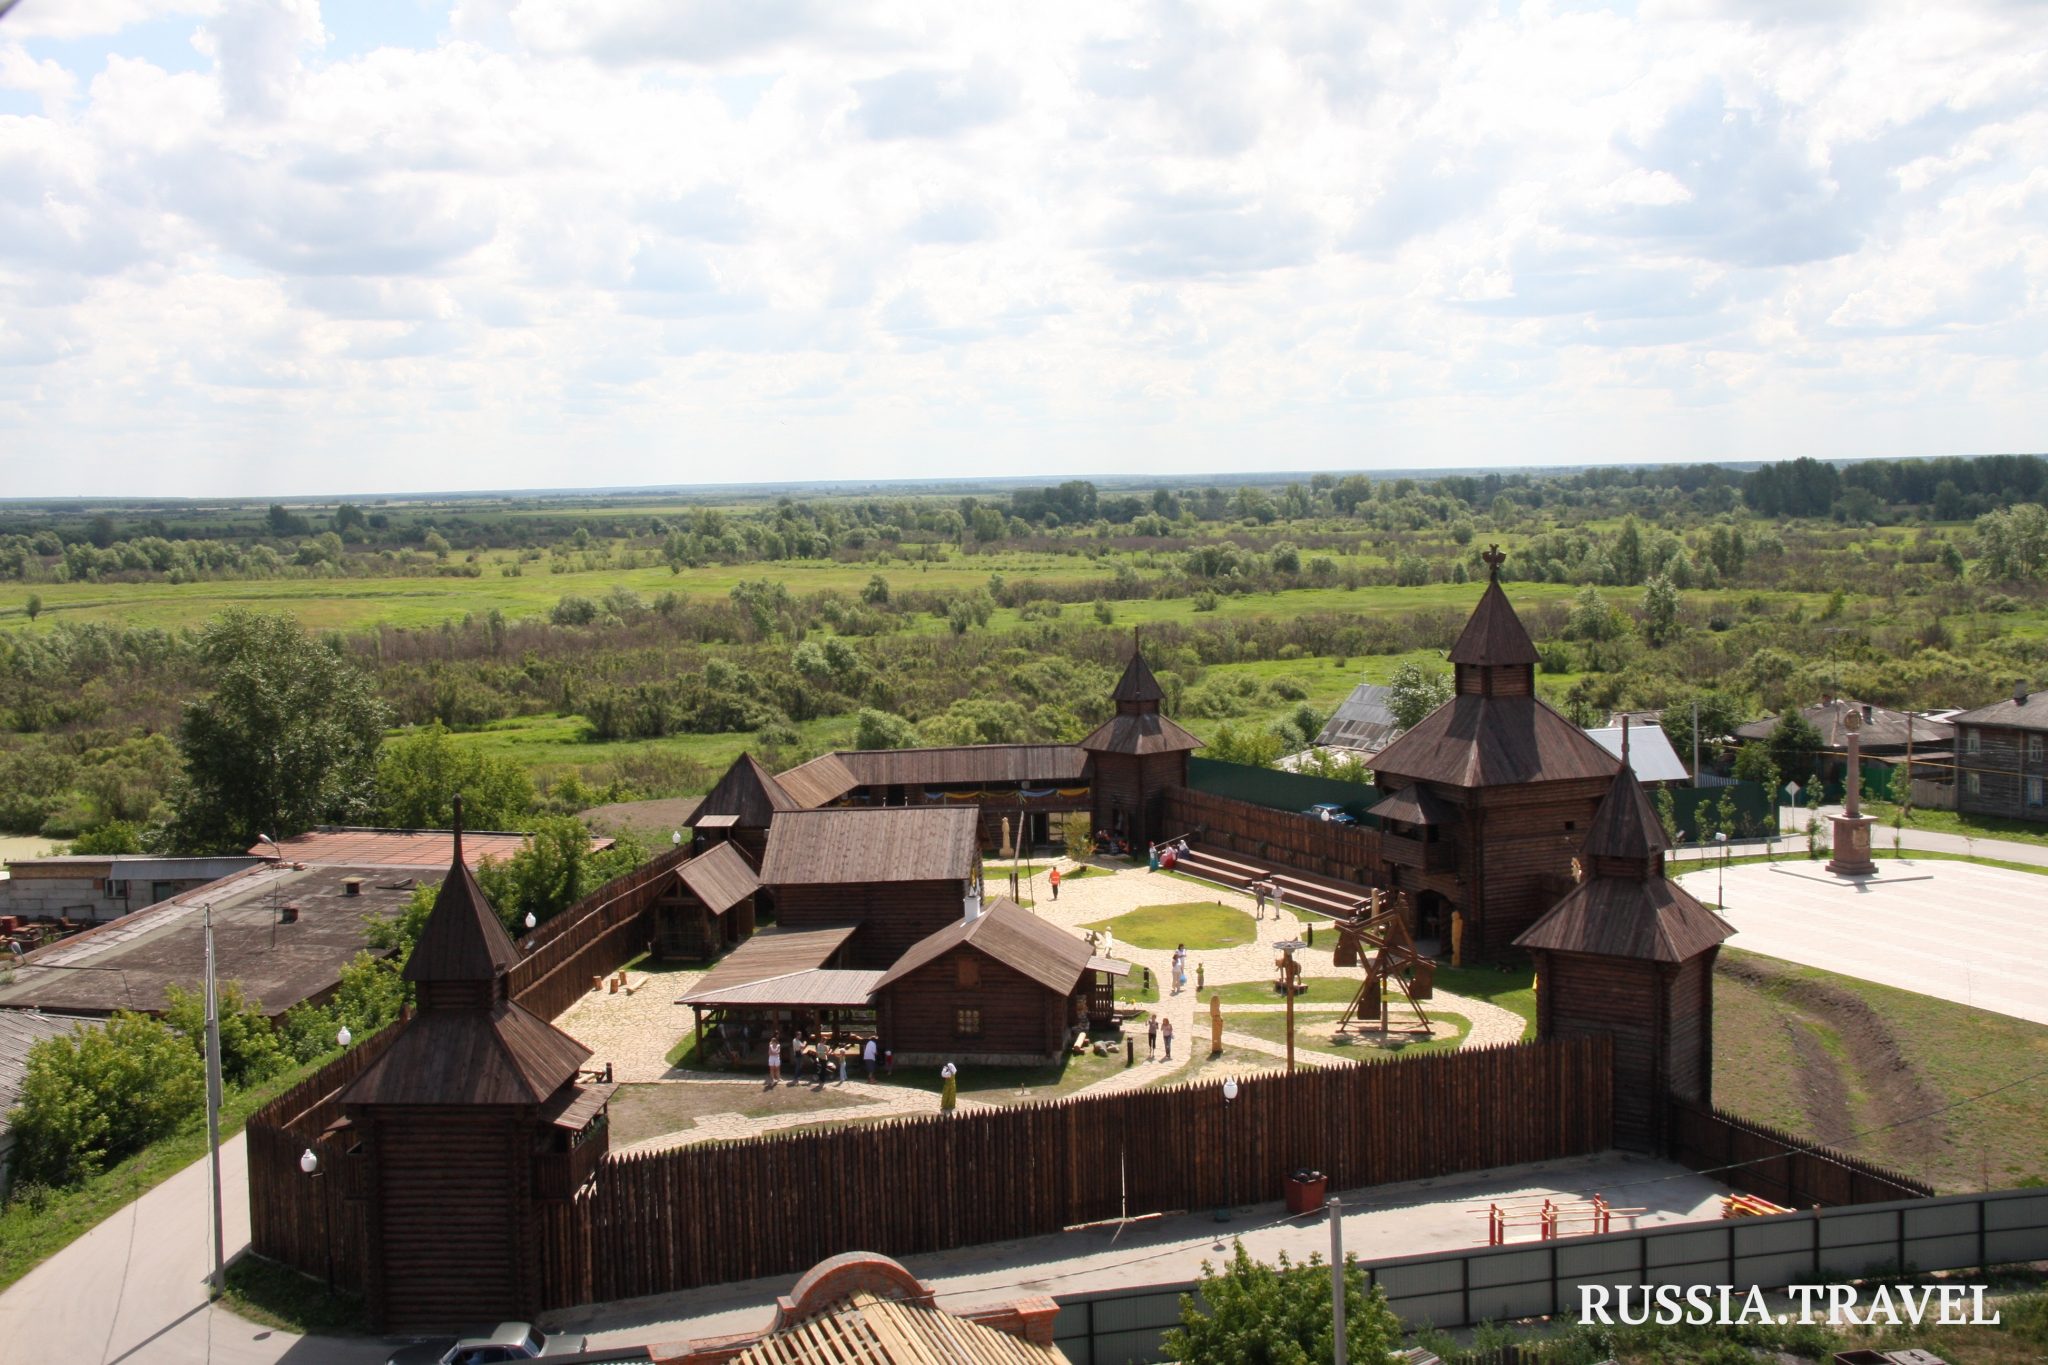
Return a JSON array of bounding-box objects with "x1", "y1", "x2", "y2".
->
[
  {"x1": 1713, "y1": 947, "x2": 2048, "y2": 1192},
  {"x1": 1146, "y1": 1042, "x2": 1288, "y2": 1089},
  {"x1": 875, "y1": 1033, "x2": 1133, "y2": 1106},
  {"x1": 1229, "y1": 1009, "x2": 1470, "y2": 1062},
  {"x1": 1207, "y1": 978, "x2": 1363, "y2": 1008},
  {"x1": 608, "y1": 1080, "x2": 880, "y2": 1147},
  {"x1": 1428, "y1": 962, "x2": 1537, "y2": 1038},
  {"x1": 1081, "y1": 901, "x2": 1256, "y2": 951}
]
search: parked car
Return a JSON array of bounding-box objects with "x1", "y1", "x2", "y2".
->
[
  {"x1": 1304, "y1": 803, "x2": 1356, "y2": 825},
  {"x1": 386, "y1": 1322, "x2": 590, "y2": 1365}
]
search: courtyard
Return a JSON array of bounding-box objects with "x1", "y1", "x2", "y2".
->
[{"x1": 1672, "y1": 857, "x2": 2048, "y2": 1026}]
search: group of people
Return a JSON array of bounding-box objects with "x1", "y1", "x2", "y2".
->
[
  {"x1": 1250, "y1": 877, "x2": 1288, "y2": 920},
  {"x1": 763, "y1": 1029, "x2": 889, "y2": 1086},
  {"x1": 1150, "y1": 837, "x2": 1191, "y2": 871},
  {"x1": 1146, "y1": 1012, "x2": 1176, "y2": 1061}
]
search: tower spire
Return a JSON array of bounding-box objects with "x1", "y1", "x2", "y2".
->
[{"x1": 452, "y1": 792, "x2": 464, "y2": 865}]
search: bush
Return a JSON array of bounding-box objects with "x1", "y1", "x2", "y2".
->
[
  {"x1": 1192, "y1": 590, "x2": 1220, "y2": 612},
  {"x1": 8, "y1": 1013, "x2": 204, "y2": 1189},
  {"x1": 1059, "y1": 811, "x2": 1095, "y2": 858},
  {"x1": 68, "y1": 821, "x2": 143, "y2": 855},
  {"x1": 163, "y1": 982, "x2": 286, "y2": 1089}
]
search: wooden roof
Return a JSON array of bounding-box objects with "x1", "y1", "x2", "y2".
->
[
  {"x1": 1110, "y1": 647, "x2": 1166, "y2": 704},
  {"x1": 1369, "y1": 695, "x2": 1619, "y2": 789},
  {"x1": 1077, "y1": 711, "x2": 1203, "y2": 756},
  {"x1": 676, "y1": 840, "x2": 760, "y2": 915},
  {"x1": 760, "y1": 807, "x2": 980, "y2": 886},
  {"x1": 543, "y1": 1081, "x2": 616, "y2": 1131},
  {"x1": 1447, "y1": 574, "x2": 1540, "y2": 667},
  {"x1": 733, "y1": 1291, "x2": 1063, "y2": 1365},
  {"x1": 1514, "y1": 875, "x2": 1733, "y2": 963},
  {"x1": 681, "y1": 924, "x2": 861, "y2": 1000},
  {"x1": 338, "y1": 1002, "x2": 590, "y2": 1106},
  {"x1": 873, "y1": 898, "x2": 1094, "y2": 996},
  {"x1": 776, "y1": 753, "x2": 863, "y2": 809},
  {"x1": 835, "y1": 745, "x2": 1089, "y2": 788},
  {"x1": 681, "y1": 968, "x2": 887, "y2": 1009},
  {"x1": 689, "y1": 754, "x2": 801, "y2": 828},
  {"x1": 1366, "y1": 783, "x2": 1458, "y2": 827},
  {"x1": 1580, "y1": 766, "x2": 1671, "y2": 862},
  {"x1": 402, "y1": 826, "x2": 518, "y2": 985}
]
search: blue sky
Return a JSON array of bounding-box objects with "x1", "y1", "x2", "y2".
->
[{"x1": 0, "y1": 0, "x2": 2043, "y2": 498}]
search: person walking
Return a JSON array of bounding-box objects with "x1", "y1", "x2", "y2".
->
[
  {"x1": 862, "y1": 1036, "x2": 878, "y2": 1082},
  {"x1": 767, "y1": 1037, "x2": 782, "y2": 1086},
  {"x1": 1048, "y1": 866, "x2": 1061, "y2": 900},
  {"x1": 1162, "y1": 1017, "x2": 1175, "y2": 1061},
  {"x1": 1147, "y1": 1014, "x2": 1159, "y2": 1061},
  {"x1": 1253, "y1": 880, "x2": 1267, "y2": 919}
]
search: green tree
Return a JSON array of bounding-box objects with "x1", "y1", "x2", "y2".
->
[
  {"x1": 1767, "y1": 712, "x2": 1826, "y2": 785},
  {"x1": 1164, "y1": 1242, "x2": 1400, "y2": 1365},
  {"x1": 1973, "y1": 503, "x2": 2048, "y2": 580},
  {"x1": 69, "y1": 821, "x2": 143, "y2": 855},
  {"x1": 23, "y1": 593, "x2": 41, "y2": 623},
  {"x1": 475, "y1": 819, "x2": 648, "y2": 931},
  {"x1": 163, "y1": 981, "x2": 285, "y2": 1088},
  {"x1": 1203, "y1": 724, "x2": 1288, "y2": 767},
  {"x1": 1639, "y1": 574, "x2": 1680, "y2": 646},
  {"x1": 376, "y1": 724, "x2": 534, "y2": 830},
  {"x1": 8, "y1": 1012, "x2": 205, "y2": 1188},
  {"x1": 853, "y1": 708, "x2": 919, "y2": 751},
  {"x1": 1386, "y1": 661, "x2": 1454, "y2": 730},
  {"x1": 1058, "y1": 811, "x2": 1094, "y2": 858},
  {"x1": 166, "y1": 612, "x2": 388, "y2": 853},
  {"x1": 1731, "y1": 742, "x2": 1779, "y2": 798}
]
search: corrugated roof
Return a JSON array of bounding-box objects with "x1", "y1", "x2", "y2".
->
[
  {"x1": 0, "y1": 1010, "x2": 95, "y2": 1140},
  {"x1": 676, "y1": 840, "x2": 760, "y2": 915},
  {"x1": 777, "y1": 753, "x2": 863, "y2": 809},
  {"x1": 689, "y1": 754, "x2": 801, "y2": 828},
  {"x1": 248, "y1": 827, "x2": 560, "y2": 868},
  {"x1": 339, "y1": 1003, "x2": 590, "y2": 1106},
  {"x1": 682, "y1": 924, "x2": 861, "y2": 1000},
  {"x1": 1077, "y1": 712, "x2": 1203, "y2": 756},
  {"x1": 1733, "y1": 700, "x2": 1956, "y2": 749},
  {"x1": 835, "y1": 745, "x2": 1089, "y2": 788},
  {"x1": 873, "y1": 898, "x2": 1094, "y2": 996},
  {"x1": 681, "y1": 969, "x2": 887, "y2": 1009},
  {"x1": 760, "y1": 808, "x2": 980, "y2": 886},
  {"x1": 1585, "y1": 725, "x2": 1690, "y2": 783},
  {"x1": 1316, "y1": 683, "x2": 1403, "y2": 752},
  {"x1": 1514, "y1": 875, "x2": 1733, "y2": 963},
  {"x1": 1370, "y1": 696, "x2": 1620, "y2": 789},
  {"x1": 1447, "y1": 575, "x2": 1540, "y2": 667},
  {"x1": 733, "y1": 1291, "x2": 1063, "y2": 1365}
]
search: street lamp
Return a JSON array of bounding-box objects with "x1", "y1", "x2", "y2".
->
[
  {"x1": 299, "y1": 1148, "x2": 337, "y2": 1293},
  {"x1": 1715, "y1": 830, "x2": 1729, "y2": 909},
  {"x1": 1216, "y1": 1077, "x2": 1239, "y2": 1222},
  {"x1": 525, "y1": 911, "x2": 537, "y2": 930},
  {"x1": 336, "y1": 1024, "x2": 352, "y2": 1049},
  {"x1": 1274, "y1": 940, "x2": 1306, "y2": 1072},
  {"x1": 672, "y1": 830, "x2": 683, "y2": 850}
]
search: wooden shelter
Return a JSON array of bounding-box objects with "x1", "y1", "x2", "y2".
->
[
  {"x1": 687, "y1": 754, "x2": 801, "y2": 864},
  {"x1": 777, "y1": 745, "x2": 1091, "y2": 850},
  {"x1": 1366, "y1": 548, "x2": 1621, "y2": 957},
  {"x1": 1515, "y1": 725, "x2": 1734, "y2": 1153},
  {"x1": 337, "y1": 801, "x2": 613, "y2": 1330},
  {"x1": 759, "y1": 807, "x2": 982, "y2": 968},
  {"x1": 871, "y1": 896, "x2": 1126, "y2": 1063},
  {"x1": 1079, "y1": 634, "x2": 1202, "y2": 849},
  {"x1": 652, "y1": 839, "x2": 761, "y2": 960}
]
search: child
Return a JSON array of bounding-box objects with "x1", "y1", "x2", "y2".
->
[{"x1": 767, "y1": 1038, "x2": 782, "y2": 1085}]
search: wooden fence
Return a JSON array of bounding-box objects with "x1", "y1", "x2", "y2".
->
[
  {"x1": 1667, "y1": 1099, "x2": 1933, "y2": 1207},
  {"x1": 506, "y1": 843, "x2": 692, "y2": 1020},
  {"x1": 1162, "y1": 786, "x2": 1382, "y2": 883},
  {"x1": 533, "y1": 1037, "x2": 1611, "y2": 1310}
]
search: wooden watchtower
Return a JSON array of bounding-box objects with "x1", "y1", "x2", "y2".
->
[
  {"x1": 1080, "y1": 633, "x2": 1202, "y2": 849},
  {"x1": 337, "y1": 800, "x2": 613, "y2": 1330},
  {"x1": 1514, "y1": 726, "x2": 1734, "y2": 1152}
]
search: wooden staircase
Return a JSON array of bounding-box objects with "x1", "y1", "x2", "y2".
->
[{"x1": 1169, "y1": 842, "x2": 1373, "y2": 919}]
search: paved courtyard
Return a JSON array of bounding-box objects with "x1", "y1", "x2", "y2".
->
[{"x1": 1672, "y1": 857, "x2": 2048, "y2": 1025}]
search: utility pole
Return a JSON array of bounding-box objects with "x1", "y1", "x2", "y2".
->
[
  {"x1": 1691, "y1": 699, "x2": 1700, "y2": 781},
  {"x1": 1329, "y1": 1196, "x2": 1347, "y2": 1365},
  {"x1": 203, "y1": 903, "x2": 226, "y2": 1296}
]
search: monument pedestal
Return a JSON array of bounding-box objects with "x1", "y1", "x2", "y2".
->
[{"x1": 1827, "y1": 813, "x2": 1878, "y2": 876}]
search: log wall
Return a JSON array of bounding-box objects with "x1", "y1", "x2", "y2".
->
[
  {"x1": 1667, "y1": 1099, "x2": 1934, "y2": 1206},
  {"x1": 776, "y1": 880, "x2": 968, "y2": 970},
  {"x1": 1159, "y1": 786, "x2": 1382, "y2": 884}
]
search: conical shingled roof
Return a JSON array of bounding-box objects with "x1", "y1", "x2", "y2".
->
[
  {"x1": 1447, "y1": 575, "x2": 1540, "y2": 667},
  {"x1": 1111, "y1": 650, "x2": 1166, "y2": 705},
  {"x1": 403, "y1": 806, "x2": 518, "y2": 984},
  {"x1": 1579, "y1": 758, "x2": 1671, "y2": 863},
  {"x1": 688, "y1": 753, "x2": 800, "y2": 828}
]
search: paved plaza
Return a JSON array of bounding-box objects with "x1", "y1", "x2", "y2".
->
[{"x1": 1672, "y1": 857, "x2": 2048, "y2": 1025}]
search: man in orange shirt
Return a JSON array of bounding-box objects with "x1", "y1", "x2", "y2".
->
[{"x1": 1048, "y1": 866, "x2": 1062, "y2": 900}]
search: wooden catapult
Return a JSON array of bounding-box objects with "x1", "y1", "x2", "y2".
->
[{"x1": 1332, "y1": 889, "x2": 1437, "y2": 1035}]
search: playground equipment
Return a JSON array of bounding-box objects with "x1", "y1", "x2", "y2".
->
[
  {"x1": 1332, "y1": 889, "x2": 1436, "y2": 1034},
  {"x1": 1477, "y1": 1195, "x2": 1644, "y2": 1245},
  {"x1": 1722, "y1": 1193, "x2": 1791, "y2": 1218}
]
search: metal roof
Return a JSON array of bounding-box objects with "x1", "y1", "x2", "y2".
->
[
  {"x1": 1315, "y1": 683, "x2": 1403, "y2": 752},
  {"x1": 1733, "y1": 700, "x2": 1956, "y2": 749},
  {"x1": 681, "y1": 924, "x2": 861, "y2": 1001},
  {"x1": 247, "y1": 827, "x2": 568, "y2": 868},
  {"x1": 1951, "y1": 689, "x2": 2048, "y2": 732},
  {"x1": 0, "y1": 1010, "x2": 95, "y2": 1141},
  {"x1": 680, "y1": 969, "x2": 886, "y2": 1010},
  {"x1": 760, "y1": 808, "x2": 980, "y2": 886},
  {"x1": 1584, "y1": 725, "x2": 1690, "y2": 783}
]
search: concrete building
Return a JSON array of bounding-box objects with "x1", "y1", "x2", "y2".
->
[{"x1": 0, "y1": 855, "x2": 260, "y2": 924}]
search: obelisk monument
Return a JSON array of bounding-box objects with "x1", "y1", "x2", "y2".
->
[{"x1": 1827, "y1": 708, "x2": 1878, "y2": 876}]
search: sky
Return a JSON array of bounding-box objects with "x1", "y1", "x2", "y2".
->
[{"x1": 0, "y1": 0, "x2": 2043, "y2": 499}]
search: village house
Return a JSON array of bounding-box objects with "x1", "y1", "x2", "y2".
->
[{"x1": 1950, "y1": 682, "x2": 2048, "y2": 823}]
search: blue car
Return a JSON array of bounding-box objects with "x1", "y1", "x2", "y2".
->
[{"x1": 1304, "y1": 803, "x2": 1356, "y2": 825}]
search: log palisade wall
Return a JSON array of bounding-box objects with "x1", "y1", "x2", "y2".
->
[
  {"x1": 1668, "y1": 1099, "x2": 1933, "y2": 1206},
  {"x1": 1160, "y1": 787, "x2": 1381, "y2": 884},
  {"x1": 505, "y1": 843, "x2": 692, "y2": 1020},
  {"x1": 532, "y1": 1038, "x2": 1610, "y2": 1311}
]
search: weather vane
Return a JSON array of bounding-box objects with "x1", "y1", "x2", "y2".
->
[{"x1": 1482, "y1": 544, "x2": 1506, "y2": 579}]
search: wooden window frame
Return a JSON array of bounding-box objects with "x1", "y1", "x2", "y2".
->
[
  {"x1": 2029, "y1": 734, "x2": 2044, "y2": 763},
  {"x1": 955, "y1": 1007, "x2": 983, "y2": 1038},
  {"x1": 1967, "y1": 771, "x2": 1982, "y2": 797}
]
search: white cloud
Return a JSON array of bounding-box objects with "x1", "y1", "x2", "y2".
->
[{"x1": 0, "y1": 0, "x2": 2044, "y2": 495}]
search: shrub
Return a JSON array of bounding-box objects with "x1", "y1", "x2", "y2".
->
[{"x1": 8, "y1": 1013, "x2": 204, "y2": 1188}]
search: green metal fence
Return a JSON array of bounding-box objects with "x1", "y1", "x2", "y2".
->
[{"x1": 1186, "y1": 757, "x2": 1381, "y2": 824}]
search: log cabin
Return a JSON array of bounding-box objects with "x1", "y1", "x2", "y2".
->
[
  {"x1": 1514, "y1": 725, "x2": 1734, "y2": 1153},
  {"x1": 757, "y1": 806, "x2": 985, "y2": 969},
  {"x1": 1365, "y1": 547, "x2": 1622, "y2": 958},
  {"x1": 651, "y1": 839, "x2": 761, "y2": 961},
  {"x1": 336, "y1": 800, "x2": 613, "y2": 1331}
]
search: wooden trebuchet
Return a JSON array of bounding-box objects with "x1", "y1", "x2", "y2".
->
[{"x1": 1333, "y1": 890, "x2": 1436, "y2": 1034}]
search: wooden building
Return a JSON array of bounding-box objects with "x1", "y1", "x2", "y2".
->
[
  {"x1": 1365, "y1": 548, "x2": 1621, "y2": 958},
  {"x1": 1734, "y1": 698, "x2": 1955, "y2": 782},
  {"x1": 1515, "y1": 729, "x2": 1734, "y2": 1153},
  {"x1": 872, "y1": 896, "x2": 1125, "y2": 1064},
  {"x1": 652, "y1": 840, "x2": 761, "y2": 960},
  {"x1": 1079, "y1": 639, "x2": 1202, "y2": 850},
  {"x1": 758, "y1": 807, "x2": 982, "y2": 969},
  {"x1": 337, "y1": 806, "x2": 613, "y2": 1330},
  {"x1": 685, "y1": 754, "x2": 800, "y2": 865},
  {"x1": 775, "y1": 745, "x2": 1091, "y2": 850},
  {"x1": 1951, "y1": 683, "x2": 2048, "y2": 824}
]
